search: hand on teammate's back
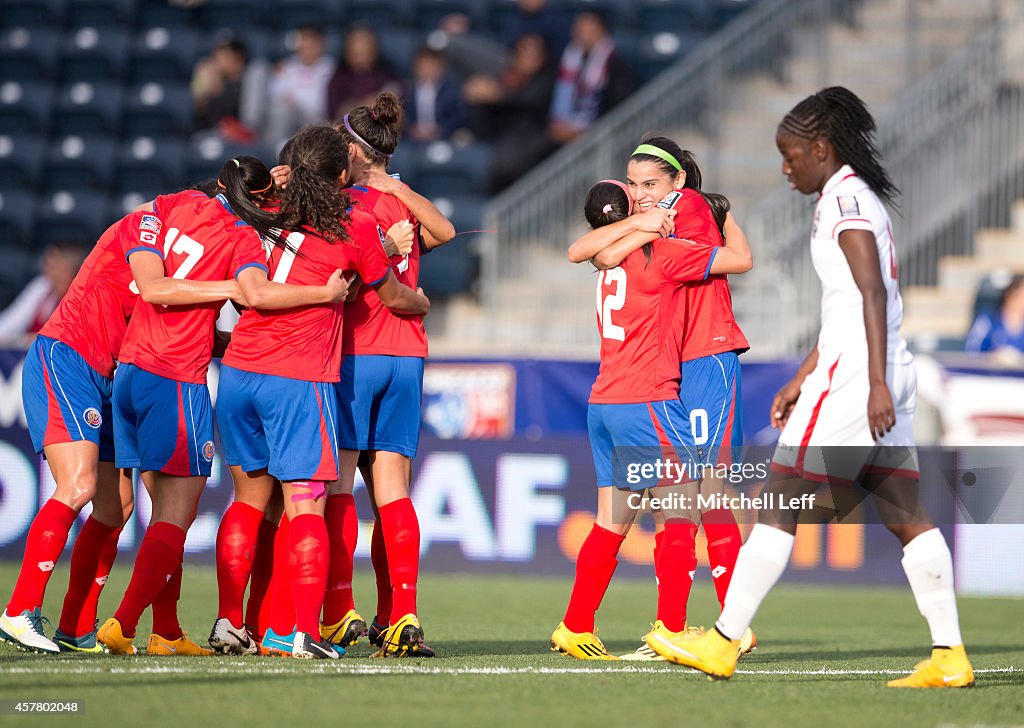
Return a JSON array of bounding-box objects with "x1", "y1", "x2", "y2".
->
[
  {"x1": 633, "y1": 208, "x2": 676, "y2": 237},
  {"x1": 325, "y1": 269, "x2": 350, "y2": 303},
  {"x1": 384, "y1": 220, "x2": 415, "y2": 257},
  {"x1": 364, "y1": 170, "x2": 404, "y2": 195}
]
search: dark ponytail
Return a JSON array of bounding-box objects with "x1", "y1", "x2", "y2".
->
[
  {"x1": 274, "y1": 124, "x2": 352, "y2": 243},
  {"x1": 215, "y1": 155, "x2": 295, "y2": 251},
  {"x1": 584, "y1": 181, "x2": 631, "y2": 229},
  {"x1": 338, "y1": 91, "x2": 404, "y2": 168}
]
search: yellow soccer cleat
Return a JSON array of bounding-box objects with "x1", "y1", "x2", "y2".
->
[
  {"x1": 647, "y1": 627, "x2": 740, "y2": 679},
  {"x1": 97, "y1": 618, "x2": 137, "y2": 656},
  {"x1": 622, "y1": 621, "x2": 702, "y2": 661},
  {"x1": 320, "y1": 609, "x2": 368, "y2": 648},
  {"x1": 377, "y1": 614, "x2": 435, "y2": 658},
  {"x1": 550, "y1": 622, "x2": 618, "y2": 660},
  {"x1": 887, "y1": 645, "x2": 975, "y2": 688},
  {"x1": 147, "y1": 632, "x2": 214, "y2": 657},
  {"x1": 738, "y1": 627, "x2": 757, "y2": 657}
]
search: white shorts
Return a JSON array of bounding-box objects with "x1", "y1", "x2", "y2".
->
[{"x1": 772, "y1": 353, "x2": 919, "y2": 484}]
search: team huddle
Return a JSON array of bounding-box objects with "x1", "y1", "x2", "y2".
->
[
  {"x1": 1, "y1": 85, "x2": 975, "y2": 685},
  {"x1": 1, "y1": 92, "x2": 446, "y2": 660}
]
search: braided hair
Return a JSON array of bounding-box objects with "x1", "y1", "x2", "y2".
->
[{"x1": 779, "y1": 86, "x2": 899, "y2": 205}]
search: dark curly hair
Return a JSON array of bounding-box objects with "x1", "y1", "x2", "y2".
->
[{"x1": 274, "y1": 125, "x2": 352, "y2": 243}]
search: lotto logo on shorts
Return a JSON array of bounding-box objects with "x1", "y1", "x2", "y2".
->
[
  {"x1": 83, "y1": 407, "x2": 102, "y2": 428},
  {"x1": 202, "y1": 441, "x2": 215, "y2": 461},
  {"x1": 140, "y1": 214, "x2": 161, "y2": 233}
]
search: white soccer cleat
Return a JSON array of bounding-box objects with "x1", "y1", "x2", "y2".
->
[
  {"x1": 619, "y1": 642, "x2": 666, "y2": 661},
  {"x1": 292, "y1": 632, "x2": 339, "y2": 659},
  {"x1": 0, "y1": 609, "x2": 59, "y2": 654},
  {"x1": 208, "y1": 618, "x2": 258, "y2": 655}
]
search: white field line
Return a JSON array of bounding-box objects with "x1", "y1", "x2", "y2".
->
[{"x1": 0, "y1": 663, "x2": 1020, "y2": 677}]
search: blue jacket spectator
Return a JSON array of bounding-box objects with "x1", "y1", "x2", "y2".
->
[
  {"x1": 405, "y1": 47, "x2": 466, "y2": 142},
  {"x1": 965, "y1": 275, "x2": 1024, "y2": 353}
]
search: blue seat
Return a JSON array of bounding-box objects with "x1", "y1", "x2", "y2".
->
[
  {"x1": 45, "y1": 134, "x2": 117, "y2": 192},
  {"x1": 714, "y1": 0, "x2": 759, "y2": 27},
  {"x1": 107, "y1": 190, "x2": 160, "y2": 222},
  {"x1": 376, "y1": 28, "x2": 424, "y2": 78},
  {"x1": 0, "y1": 244, "x2": 41, "y2": 309},
  {"x1": 124, "y1": 81, "x2": 193, "y2": 135},
  {"x1": 276, "y1": 0, "x2": 346, "y2": 28},
  {"x1": 0, "y1": 81, "x2": 55, "y2": 134},
  {"x1": 0, "y1": 133, "x2": 47, "y2": 191},
  {"x1": 64, "y1": 0, "x2": 136, "y2": 27},
  {"x1": 562, "y1": 0, "x2": 636, "y2": 29},
  {"x1": 635, "y1": 0, "x2": 714, "y2": 33},
  {"x1": 186, "y1": 132, "x2": 271, "y2": 183},
  {"x1": 130, "y1": 27, "x2": 202, "y2": 83},
  {"x1": 0, "y1": 27, "x2": 61, "y2": 82},
  {"x1": 413, "y1": 141, "x2": 492, "y2": 197},
  {"x1": 60, "y1": 26, "x2": 132, "y2": 83},
  {"x1": 0, "y1": 190, "x2": 38, "y2": 249},
  {"x1": 633, "y1": 30, "x2": 706, "y2": 80},
  {"x1": 35, "y1": 189, "x2": 111, "y2": 247},
  {"x1": 136, "y1": 0, "x2": 195, "y2": 27},
  {"x1": 0, "y1": 0, "x2": 66, "y2": 27},
  {"x1": 419, "y1": 218, "x2": 479, "y2": 297},
  {"x1": 348, "y1": 0, "x2": 412, "y2": 28},
  {"x1": 411, "y1": 0, "x2": 487, "y2": 31},
  {"x1": 198, "y1": 0, "x2": 266, "y2": 32},
  {"x1": 53, "y1": 81, "x2": 123, "y2": 135},
  {"x1": 115, "y1": 136, "x2": 188, "y2": 196},
  {"x1": 388, "y1": 143, "x2": 420, "y2": 188}
]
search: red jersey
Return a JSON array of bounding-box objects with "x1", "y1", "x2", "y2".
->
[
  {"x1": 38, "y1": 213, "x2": 144, "y2": 378},
  {"x1": 657, "y1": 188, "x2": 750, "y2": 361},
  {"x1": 342, "y1": 185, "x2": 428, "y2": 357},
  {"x1": 590, "y1": 239, "x2": 718, "y2": 404},
  {"x1": 223, "y1": 208, "x2": 392, "y2": 382},
  {"x1": 118, "y1": 191, "x2": 267, "y2": 384}
]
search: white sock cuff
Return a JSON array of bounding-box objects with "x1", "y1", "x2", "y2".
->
[
  {"x1": 901, "y1": 528, "x2": 949, "y2": 566},
  {"x1": 746, "y1": 524, "x2": 796, "y2": 564}
]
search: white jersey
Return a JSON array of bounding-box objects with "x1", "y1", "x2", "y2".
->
[{"x1": 811, "y1": 165, "x2": 911, "y2": 365}]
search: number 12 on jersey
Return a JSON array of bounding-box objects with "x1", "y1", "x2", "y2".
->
[{"x1": 596, "y1": 268, "x2": 627, "y2": 341}]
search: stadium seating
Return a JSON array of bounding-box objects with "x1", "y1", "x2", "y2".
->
[
  {"x1": 60, "y1": 26, "x2": 132, "y2": 83},
  {"x1": 0, "y1": 81, "x2": 54, "y2": 134},
  {"x1": 53, "y1": 81, "x2": 124, "y2": 135},
  {"x1": 0, "y1": 190, "x2": 38, "y2": 249},
  {"x1": 0, "y1": 27, "x2": 61, "y2": 82},
  {"x1": 275, "y1": 0, "x2": 348, "y2": 29},
  {"x1": 186, "y1": 132, "x2": 270, "y2": 183},
  {"x1": 44, "y1": 134, "x2": 118, "y2": 192},
  {"x1": 64, "y1": 0, "x2": 137, "y2": 28},
  {"x1": 123, "y1": 81, "x2": 193, "y2": 135},
  {"x1": 413, "y1": 140, "x2": 492, "y2": 198},
  {"x1": 35, "y1": 190, "x2": 111, "y2": 248},
  {"x1": 115, "y1": 136, "x2": 188, "y2": 197},
  {"x1": 635, "y1": 0, "x2": 715, "y2": 33},
  {"x1": 0, "y1": 133, "x2": 46, "y2": 191},
  {"x1": 129, "y1": 26, "x2": 202, "y2": 82},
  {"x1": 198, "y1": 0, "x2": 266, "y2": 33}
]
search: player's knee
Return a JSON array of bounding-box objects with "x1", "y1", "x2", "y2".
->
[{"x1": 54, "y1": 472, "x2": 99, "y2": 509}]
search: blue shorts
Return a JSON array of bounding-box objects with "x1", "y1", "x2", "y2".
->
[
  {"x1": 22, "y1": 335, "x2": 115, "y2": 461},
  {"x1": 679, "y1": 352, "x2": 743, "y2": 467},
  {"x1": 336, "y1": 355, "x2": 423, "y2": 459},
  {"x1": 217, "y1": 365, "x2": 340, "y2": 482},
  {"x1": 587, "y1": 399, "x2": 692, "y2": 490},
  {"x1": 112, "y1": 363, "x2": 214, "y2": 477}
]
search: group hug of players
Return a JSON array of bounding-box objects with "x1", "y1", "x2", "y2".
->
[
  {"x1": 552, "y1": 87, "x2": 975, "y2": 688},
  {"x1": 1, "y1": 93, "x2": 445, "y2": 659},
  {"x1": 2, "y1": 84, "x2": 975, "y2": 685}
]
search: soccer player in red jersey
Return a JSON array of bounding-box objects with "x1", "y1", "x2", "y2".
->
[
  {"x1": 551, "y1": 180, "x2": 752, "y2": 660},
  {"x1": 212, "y1": 125, "x2": 430, "y2": 659},
  {"x1": 96, "y1": 156, "x2": 350, "y2": 657},
  {"x1": 0, "y1": 203, "x2": 283, "y2": 655},
  {"x1": 327, "y1": 93, "x2": 456, "y2": 657}
]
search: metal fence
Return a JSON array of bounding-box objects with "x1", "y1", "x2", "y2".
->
[{"x1": 738, "y1": 13, "x2": 1024, "y2": 356}]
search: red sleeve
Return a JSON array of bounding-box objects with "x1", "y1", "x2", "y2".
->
[
  {"x1": 122, "y1": 210, "x2": 164, "y2": 261},
  {"x1": 669, "y1": 190, "x2": 723, "y2": 247},
  {"x1": 349, "y1": 212, "x2": 392, "y2": 285},
  {"x1": 230, "y1": 227, "x2": 270, "y2": 279},
  {"x1": 654, "y1": 239, "x2": 717, "y2": 283}
]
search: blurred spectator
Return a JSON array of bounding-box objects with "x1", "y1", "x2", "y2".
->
[
  {"x1": 965, "y1": 274, "x2": 1024, "y2": 356},
  {"x1": 405, "y1": 47, "x2": 466, "y2": 142},
  {"x1": 0, "y1": 244, "x2": 87, "y2": 347},
  {"x1": 265, "y1": 26, "x2": 335, "y2": 145},
  {"x1": 462, "y1": 33, "x2": 556, "y2": 192},
  {"x1": 326, "y1": 27, "x2": 401, "y2": 121},
  {"x1": 548, "y1": 11, "x2": 636, "y2": 145},
  {"x1": 503, "y1": 0, "x2": 571, "y2": 60},
  {"x1": 190, "y1": 37, "x2": 268, "y2": 143}
]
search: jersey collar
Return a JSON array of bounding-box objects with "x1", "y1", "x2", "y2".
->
[{"x1": 820, "y1": 164, "x2": 857, "y2": 198}]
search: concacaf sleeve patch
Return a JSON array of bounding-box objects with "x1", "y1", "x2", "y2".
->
[
  {"x1": 656, "y1": 190, "x2": 682, "y2": 210},
  {"x1": 837, "y1": 196, "x2": 860, "y2": 217},
  {"x1": 140, "y1": 214, "x2": 161, "y2": 233}
]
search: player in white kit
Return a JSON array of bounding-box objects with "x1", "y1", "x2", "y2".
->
[{"x1": 648, "y1": 87, "x2": 974, "y2": 688}]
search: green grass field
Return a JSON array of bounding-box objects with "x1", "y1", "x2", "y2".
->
[{"x1": 0, "y1": 564, "x2": 1021, "y2": 727}]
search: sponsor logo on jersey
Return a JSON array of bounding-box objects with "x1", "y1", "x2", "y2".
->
[
  {"x1": 202, "y1": 441, "x2": 215, "y2": 461},
  {"x1": 83, "y1": 407, "x2": 102, "y2": 428},
  {"x1": 140, "y1": 214, "x2": 161, "y2": 233},
  {"x1": 656, "y1": 191, "x2": 683, "y2": 210},
  {"x1": 837, "y1": 195, "x2": 860, "y2": 217}
]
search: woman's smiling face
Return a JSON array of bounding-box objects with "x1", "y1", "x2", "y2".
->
[{"x1": 626, "y1": 159, "x2": 683, "y2": 212}]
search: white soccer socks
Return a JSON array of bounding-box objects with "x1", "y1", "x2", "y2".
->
[
  {"x1": 901, "y1": 528, "x2": 963, "y2": 647},
  {"x1": 715, "y1": 524, "x2": 795, "y2": 641}
]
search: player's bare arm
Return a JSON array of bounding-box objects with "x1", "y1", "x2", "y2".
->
[
  {"x1": 128, "y1": 250, "x2": 239, "y2": 305},
  {"x1": 839, "y1": 228, "x2": 895, "y2": 440},
  {"x1": 365, "y1": 170, "x2": 456, "y2": 249},
  {"x1": 567, "y1": 208, "x2": 675, "y2": 263},
  {"x1": 771, "y1": 345, "x2": 819, "y2": 429},
  {"x1": 373, "y1": 269, "x2": 430, "y2": 316},
  {"x1": 236, "y1": 266, "x2": 350, "y2": 309}
]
